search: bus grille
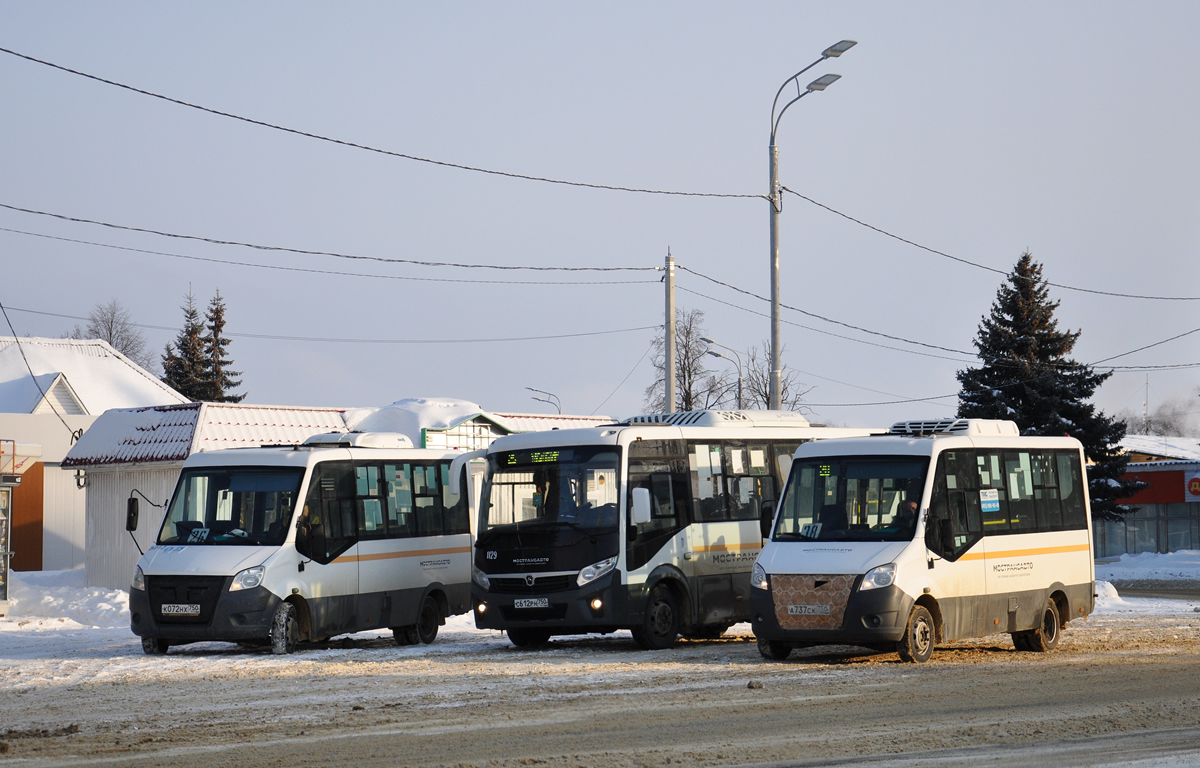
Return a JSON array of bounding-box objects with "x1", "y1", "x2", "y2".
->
[
  {"x1": 771, "y1": 574, "x2": 855, "y2": 630},
  {"x1": 146, "y1": 575, "x2": 227, "y2": 626},
  {"x1": 490, "y1": 575, "x2": 574, "y2": 594}
]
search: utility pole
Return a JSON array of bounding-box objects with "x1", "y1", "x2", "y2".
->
[{"x1": 665, "y1": 249, "x2": 676, "y2": 413}]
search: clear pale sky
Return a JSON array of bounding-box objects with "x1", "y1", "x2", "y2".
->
[{"x1": 2, "y1": 3, "x2": 1197, "y2": 428}]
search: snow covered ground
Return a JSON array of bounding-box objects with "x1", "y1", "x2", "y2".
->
[{"x1": 2, "y1": 551, "x2": 1198, "y2": 670}]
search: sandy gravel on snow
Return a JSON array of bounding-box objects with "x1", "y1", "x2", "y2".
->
[{"x1": 3, "y1": 605, "x2": 1200, "y2": 767}]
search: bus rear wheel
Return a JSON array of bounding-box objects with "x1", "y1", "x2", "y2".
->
[
  {"x1": 416, "y1": 596, "x2": 441, "y2": 644},
  {"x1": 507, "y1": 628, "x2": 551, "y2": 648},
  {"x1": 896, "y1": 605, "x2": 935, "y2": 663},
  {"x1": 1017, "y1": 598, "x2": 1061, "y2": 653},
  {"x1": 632, "y1": 585, "x2": 680, "y2": 650},
  {"x1": 757, "y1": 636, "x2": 792, "y2": 661},
  {"x1": 393, "y1": 626, "x2": 420, "y2": 646}
]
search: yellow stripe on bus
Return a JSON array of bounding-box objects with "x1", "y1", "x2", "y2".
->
[
  {"x1": 957, "y1": 543, "x2": 1091, "y2": 561},
  {"x1": 691, "y1": 543, "x2": 762, "y2": 553},
  {"x1": 333, "y1": 546, "x2": 471, "y2": 564}
]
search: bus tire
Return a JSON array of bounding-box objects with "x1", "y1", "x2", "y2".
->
[
  {"x1": 416, "y1": 596, "x2": 441, "y2": 645},
  {"x1": 757, "y1": 636, "x2": 792, "y2": 661},
  {"x1": 1011, "y1": 631, "x2": 1031, "y2": 652},
  {"x1": 141, "y1": 636, "x2": 169, "y2": 655},
  {"x1": 507, "y1": 628, "x2": 551, "y2": 648},
  {"x1": 270, "y1": 602, "x2": 300, "y2": 655},
  {"x1": 896, "y1": 605, "x2": 935, "y2": 663},
  {"x1": 632, "y1": 585, "x2": 680, "y2": 650},
  {"x1": 1023, "y1": 598, "x2": 1061, "y2": 653},
  {"x1": 393, "y1": 626, "x2": 420, "y2": 646}
]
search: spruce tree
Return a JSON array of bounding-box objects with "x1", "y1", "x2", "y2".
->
[
  {"x1": 956, "y1": 252, "x2": 1142, "y2": 521},
  {"x1": 160, "y1": 292, "x2": 207, "y2": 401},
  {"x1": 200, "y1": 289, "x2": 245, "y2": 403}
]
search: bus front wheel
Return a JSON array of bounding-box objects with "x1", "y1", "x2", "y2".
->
[
  {"x1": 141, "y1": 636, "x2": 169, "y2": 655},
  {"x1": 270, "y1": 602, "x2": 299, "y2": 655},
  {"x1": 757, "y1": 636, "x2": 792, "y2": 661},
  {"x1": 632, "y1": 585, "x2": 680, "y2": 650},
  {"x1": 896, "y1": 605, "x2": 935, "y2": 663},
  {"x1": 507, "y1": 628, "x2": 551, "y2": 648}
]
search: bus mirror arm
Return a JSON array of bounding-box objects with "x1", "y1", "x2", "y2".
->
[{"x1": 759, "y1": 501, "x2": 775, "y2": 539}]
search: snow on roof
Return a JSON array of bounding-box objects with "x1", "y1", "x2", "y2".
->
[
  {"x1": 0, "y1": 337, "x2": 187, "y2": 415},
  {"x1": 62, "y1": 402, "x2": 348, "y2": 467},
  {"x1": 1120, "y1": 434, "x2": 1200, "y2": 463},
  {"x1": 489, "y1": 412, "x2": 615, "y2": 432},
  {"x1": 343, "y1": 398, "x2": 614, "y2": 445}
]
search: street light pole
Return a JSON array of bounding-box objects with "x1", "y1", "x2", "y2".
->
[
  {"x1": 525, "y1": 387, "x2": 561, "y2": 414},
  {"x1": 702, "y1": 337, "x2": 744, "y2": 410},
  {"x1": 768, "y1": 40, "x2": 856, "y2": 410}
]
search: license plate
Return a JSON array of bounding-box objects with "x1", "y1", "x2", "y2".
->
[
  {"x1": 161, "y1": 603, "x2": 201, "y2": 616},
  {"x1": 513, "y1": 598, "x2": 549, "y2": 609},
  {"x1": 787, "y1": 604, "x2": 831, "y2": 616}
]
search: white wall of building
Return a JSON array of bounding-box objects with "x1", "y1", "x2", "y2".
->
[{"x1": 83, "y1": 465, "x2": 179, "y2": 590}]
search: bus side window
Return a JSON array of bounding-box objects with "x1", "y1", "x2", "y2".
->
[
  {"x1": 356, "y1": 464, "x2": 385, "y2": 538},
  {"x1": 298, "y1": 462, "x2": 357, "y2": 563},
  {"x1": 690, "y1": 443, "x2": 728, "y2": 522},
  {"x1": 1057, "y1": 451, "x2": 1088, "y2": 530},
  {"x1": 413, "y1": 464, "x2": 445, "y2": 536},
  {"x1": 977, "y1": 452, "x2": 1009, "y2": 533},
  {"x1": 384, "y1": 463, "x2": 415, "y2": 538},
  {"x1": 1030, "y1": 451, "x2": 1063, "y2": 529},
  {"x1": 723, "y1": 443, "x2": 764, "y2": 522},
  {"x1": 441, "y1": 463, "x2": 470, "y2": 535}
]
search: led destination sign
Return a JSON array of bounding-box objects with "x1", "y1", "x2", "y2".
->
[{"x1": 503, "y1": 449, "x2": 575, "y2": 466}]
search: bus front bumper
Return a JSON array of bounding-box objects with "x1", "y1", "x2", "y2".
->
[
  {"x1": 471, "y1": 572, "x2": 628, "y2": 636},
  {"x1": 749, "y1": 581, "x2": 914, "y2": 646},
  {"x1": 130, "y1": 583, "x2": 283, "y2": 643}
]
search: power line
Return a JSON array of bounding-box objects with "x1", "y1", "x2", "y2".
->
[
  {"x1": 781, "y1": 187, "x2": 1200, "y2": 302},
  {"x1": 0, "y1": 46, "x2": 759, "y2": 201},
  {"x1": 0, "y1": 300, "x2": 82, "y2": 442},
  {"x1": 676, "y1": 264, "x2": 975, "y2": 356},
  {"x1": 0, "y1": 226, "x2": 657, "y2": 286},
  {"x1": 0, "y1": 202, "x2": 654, "y2": 273},
  {"x1": 590, "y1": 339, "x2": 655, "y2": 416},
  {"x1": 2, "y1": 304, "x2": 660, "y2": 345}
]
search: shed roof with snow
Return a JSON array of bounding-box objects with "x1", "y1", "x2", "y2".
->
[
  {"x1": 62, "y1": 402, "x2": 349, "y2": 468},
  {"x1": 1120, "y1": 435, "x2": 1200, "y2": 463},
  {"x1": 0, "y1": 337, "x2": 187, "y2": 415}
]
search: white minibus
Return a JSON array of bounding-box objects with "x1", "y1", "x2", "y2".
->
[
  {"x1": 750, "y1": 418, "x2": 1095, "y2": 662},
  {"x1": 470, "y1": 410, "x2": 880, "y2": 649},
  {"x1": 129, "y1": 432, "x2": 473, "y2": 654}
]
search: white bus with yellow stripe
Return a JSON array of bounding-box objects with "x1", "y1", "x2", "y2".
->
[
  {"x1": 750, "y1": 419, "x2": 1095, "y2": 663},
  {"x1": 130, "y1": 432, "x2": 473, "y2": 655},
  {"x1": 470, "y1": 411, "x2": 879, "y2": 649}
]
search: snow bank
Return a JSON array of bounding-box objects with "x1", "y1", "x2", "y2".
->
[
  {"x1": 1096, "y1": 549, "x2": 1200, "y2": 583},
  {"x1": 5, "y1": 568, "x2": 130, "y2": 629}
]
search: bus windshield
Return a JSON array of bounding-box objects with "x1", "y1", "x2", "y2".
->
[
  {"x1": 775, "y1": 455, "x2": 929, "y2": 542},
  {"x1": 479, "y1": 446, "x2": 620, "y2": 535},
  {"x1": 157, "y1": 467, "x2": 305, "y2": 546}
]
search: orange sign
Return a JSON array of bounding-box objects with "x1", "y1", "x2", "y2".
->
[{"x1": 1189, "y1": 476, "x2": 1200, "y2": 497}]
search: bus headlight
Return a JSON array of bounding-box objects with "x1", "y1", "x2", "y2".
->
[
  {"x1": 751, "y1": 562, "x2": 769, "y2": 590},
  {"x1": 472, "y1": 565, "x2": 490, "y2": 590},
  {"x1": 229, "y1": 565, "x2": 265, "y2": 592},
  {"x1": 860, "y1": 563, "x2": 896, "y2": 591},
  {"x1": 132, "y1": 565, "x2": 146, "y2": 592},
  {"x1": 576, "y1": 557, "x2": 616, "y2": 587}
]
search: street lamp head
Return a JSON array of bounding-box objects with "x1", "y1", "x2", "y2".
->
[
  {"x1": 806, "y1": 73, "x2": 842, "y2": 92},
  {"x1": 700, "y1": 337, "x2": 715, "y2": 344},
  {"x1": 706, "y1": 350, "x2": 726, "y2": 360},
  {"x1": 822, "y1": 40, "x2": 857, "y2": 58}
]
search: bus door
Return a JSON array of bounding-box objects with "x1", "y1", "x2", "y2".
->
[
  {"x1": 685, "y1": 442, "x2": 764, "y2": 626},
  {"x1": 626, "y1": 440, "x2": 692, "y2": 584},
  {"x1": 357, "y1": 460, "x2": 472, "y2": 628},
  {"x1": 295, "y1": 461, "x2": 361, "y2": 638},
  {"x1": 925, "y1": 449, "x2": 988, "y2": 641}
]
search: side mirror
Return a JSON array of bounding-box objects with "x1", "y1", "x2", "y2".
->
[
  {"x1": 630, "y1": 488, "x2": 652, "y2": 526},
  {"x1": 759, "y1": 500, "x2": 775, "y2": 539},
  {"x1": 126, "y1": 497, "x2": 139, "y2": 532}
]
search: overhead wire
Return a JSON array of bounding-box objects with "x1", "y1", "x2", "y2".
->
[
  {"x1": 781, "y1": 187, "x2": 1200, "y2": 302},
  {"x1": 0, "y1": 299, "x2": 83, "y2": 441},
  {"x1": 0, "y1": 226, "x2": 657, "y2": 286},
  {"x1": 0, "y1": 46, "x2": 759, "y2": 200},
  {"x1": 0, "y1": 203, "x2": 653, "y2": 273}
]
